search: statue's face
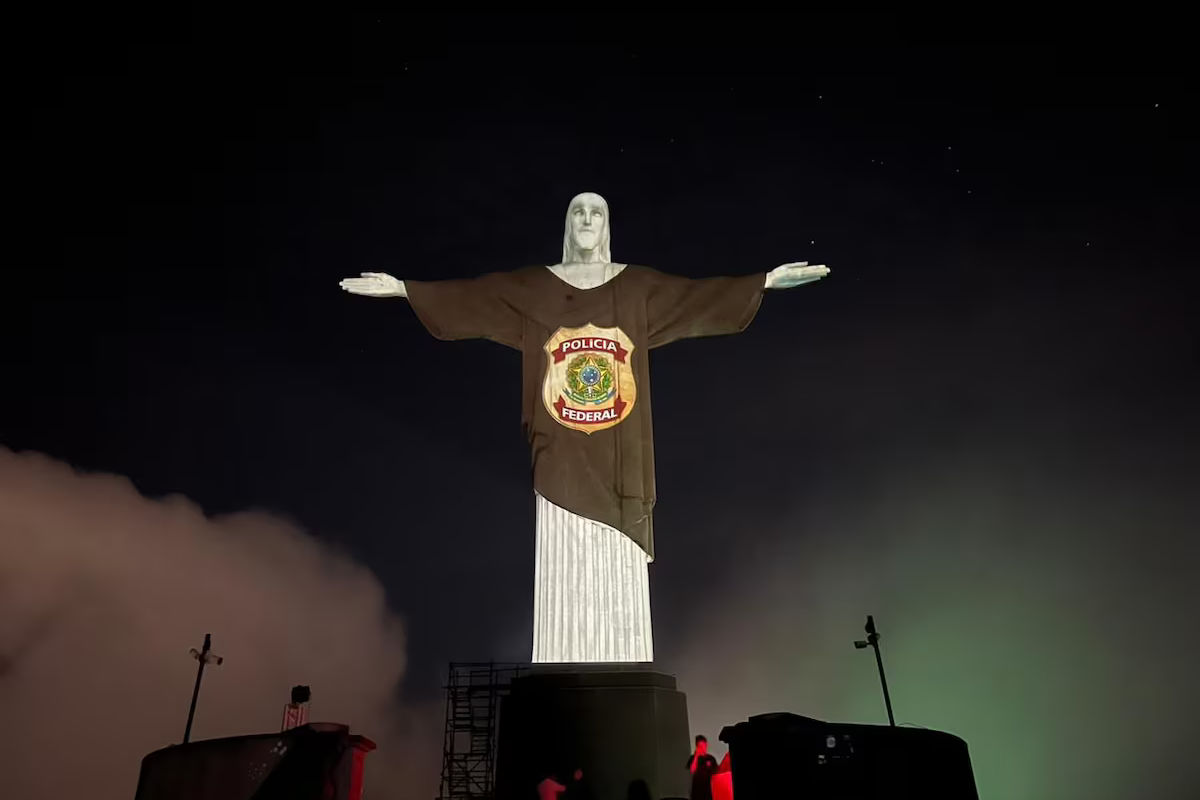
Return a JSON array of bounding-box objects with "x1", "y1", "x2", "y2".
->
[{"x1": 568, "y1": 193, "x2": 607, "y2": 257}]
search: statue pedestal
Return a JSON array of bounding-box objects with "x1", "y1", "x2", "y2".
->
[{"x1": 494, "y1": 665, "x2": 691, "y2": 800}]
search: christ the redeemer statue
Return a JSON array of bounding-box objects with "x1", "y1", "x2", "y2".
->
[{"x1": 340, "y1": 193, "x2": 829, "y2": 664}]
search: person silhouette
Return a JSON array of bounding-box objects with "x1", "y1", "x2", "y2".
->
[
  {"x1": 686, "y1": 735, "x2": 719, "y2": 800},
  {"x1": 560, "y1": 767, "x2": 594, "y2": 800},
  {"x1": 537, "y1": 773, "x2": 567, "y2": 800},
  {"x1": 625, "y1": 778, "x2": 652, "y2": 800}
]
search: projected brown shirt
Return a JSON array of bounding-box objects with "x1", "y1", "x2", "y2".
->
[{"x1": 405, "y1": 265, "x2": 765, "y2": 560}]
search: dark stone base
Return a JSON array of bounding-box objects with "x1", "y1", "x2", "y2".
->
[{"x1": 494, "y1": 664, "x2": 691, "y2": 800}]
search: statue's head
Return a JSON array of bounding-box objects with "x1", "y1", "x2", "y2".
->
[{"x1": 562, "y1": 192, "x2": 611, "y2": 264}]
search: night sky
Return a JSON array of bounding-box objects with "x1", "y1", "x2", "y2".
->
[{"x1": 4, "y1": 17, "x2": 1199, "y2": 800}]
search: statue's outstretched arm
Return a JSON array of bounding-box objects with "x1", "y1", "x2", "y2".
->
[
  {"x1": 340, "y1": 271, "x2": 522, "y2": 349},
  {"x1": 339, "y1": 272, "x2": 407, "y2": 299},
  {"x1": 765, "y1": 262, "x2": 830, "y2": 290}
]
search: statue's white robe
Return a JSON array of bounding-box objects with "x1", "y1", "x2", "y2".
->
[{"x1": 532, "y1": 492, "x2": 653, "y2": 663}]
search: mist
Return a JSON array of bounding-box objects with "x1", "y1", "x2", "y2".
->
[
  {"x1": 0, "y1": 446, "x2": 437, "y2": 799},
  {"x1": 673, "y1": 439, "x2": 1200, "y2": 800}
]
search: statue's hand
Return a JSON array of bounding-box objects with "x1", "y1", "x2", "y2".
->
[
  {"x1": 765, "y1": 262, "x2": 830, "y2": 290},
  {"x1": 339, "y1": 272, "x2": 407, "y2": 298}
]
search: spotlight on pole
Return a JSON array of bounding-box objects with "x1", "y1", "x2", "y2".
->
[{"x1": 853, "y1": 615, "x2": 896, "y2": 727}]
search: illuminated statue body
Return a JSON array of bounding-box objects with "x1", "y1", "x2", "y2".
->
[{"x1": 340, "y1": 193, "x2": 828, "y2": 663}]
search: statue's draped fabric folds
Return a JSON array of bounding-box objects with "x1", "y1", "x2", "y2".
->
[{"x1": 532, "y1": 493, "x2": 654, "y2": 662}]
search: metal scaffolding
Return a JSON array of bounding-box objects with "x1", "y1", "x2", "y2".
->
[{"x1": 437, "y1": 662, "x2": 526, "y2": 800}]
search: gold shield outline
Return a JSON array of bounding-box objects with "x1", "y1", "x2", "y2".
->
[{"x1": 542, "y1": 323, "x2": 638, "y2": 434}]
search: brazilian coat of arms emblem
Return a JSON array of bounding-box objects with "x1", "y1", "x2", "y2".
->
[{"x1": 542, "y1": 323, "x2": 638, "y2": 434}]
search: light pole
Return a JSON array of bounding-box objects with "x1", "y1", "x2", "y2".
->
[
  {"x1": 854, "y1": 615, "x2": 896, "y2": 727},
  {"x1": 183, "y1": 633, "x2": 223, "y2": 744}
]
